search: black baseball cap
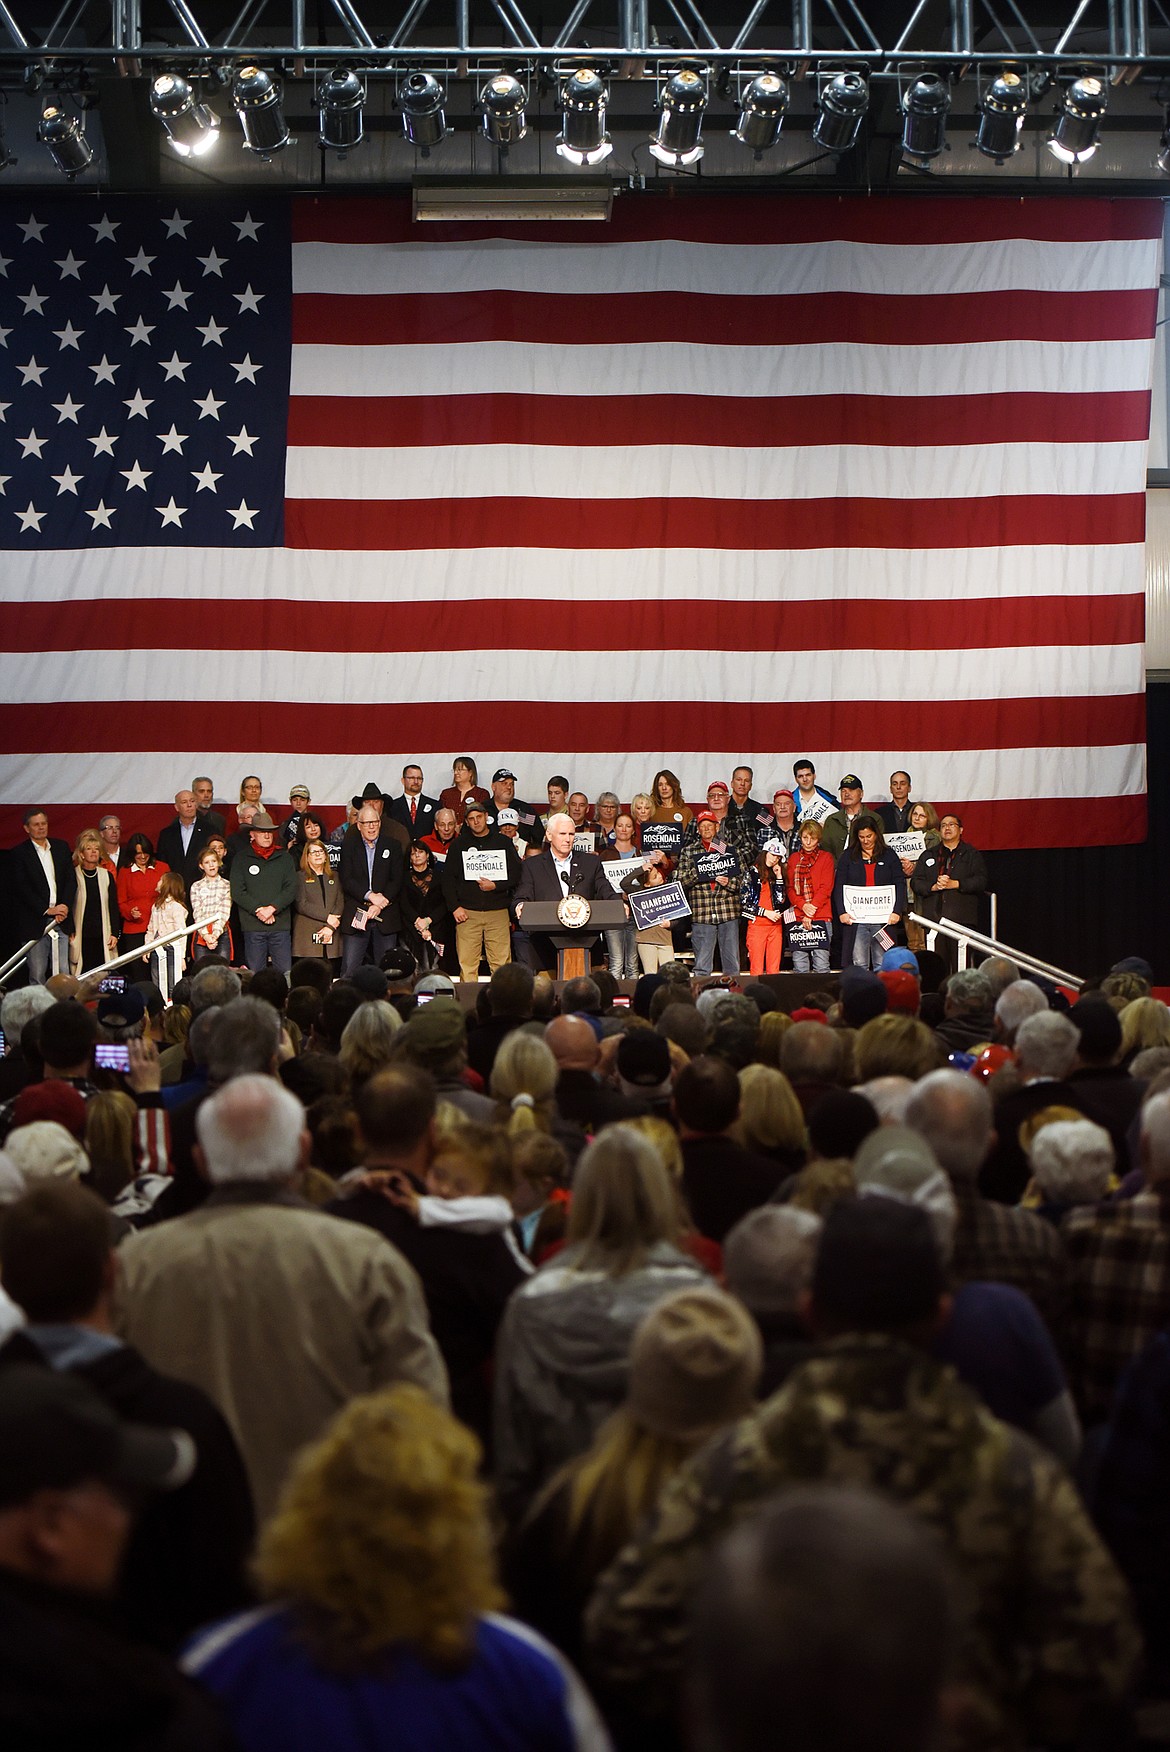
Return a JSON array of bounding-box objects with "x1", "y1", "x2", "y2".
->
[
  {"x1": 492, "y1": 768, "x2": 517, "y2": 783},
  {"x1": 0, "y1": 1366, "x2": 195, "y2": 1508},
  {"x1": 617, "y1": 1030, "x2": 673, "y2": 1090}
]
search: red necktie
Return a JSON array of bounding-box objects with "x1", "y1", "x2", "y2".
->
[{"x1": 410, "y1": 797, "x2": 417, "y2": 824}]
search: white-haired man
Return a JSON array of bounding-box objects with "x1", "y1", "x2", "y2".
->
[
  {"x1": 513, "y1": 812, "x2": 611, "y2": 973},
  {"x1": 905, "y1": 1069, "x2": 1067, "y2": 1332},
  {"x1": 115, "y1": 1075, "x2": 447, "y2": 1520}
]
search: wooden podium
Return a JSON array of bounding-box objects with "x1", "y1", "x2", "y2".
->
[{"x1": 520, "y1": 900, "x2": 630, "y2": 980}]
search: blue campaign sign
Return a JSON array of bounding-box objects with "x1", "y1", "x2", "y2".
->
[
  {"x1": 641, "y1": 823, "x2": 684, "y2": 859},
  {"x1": 696, "y1": 851, "x2": 739, "y2": 881},
  {"x1": 628, "y1": 881, "x2": 692, "y2": 932}
]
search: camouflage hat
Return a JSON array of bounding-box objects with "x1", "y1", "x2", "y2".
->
[{"x1": 401, "y1": 997, "x2": 465, "y2": 1057}]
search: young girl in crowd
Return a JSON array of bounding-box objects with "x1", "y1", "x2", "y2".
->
[
  {"x1": 189, "y1": 848, "x2": 232, "y2": 961},
  {"x1": 145, "y1": 871, "x2": 189, "y2": 997}
]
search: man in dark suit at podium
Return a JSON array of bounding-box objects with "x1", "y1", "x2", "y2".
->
[
  {"x1": 387, "y1": 764, "x2": 440, "y2": 842},
  {"x1": 513, "y1": 813, "x2": 611, "y2": 973}
]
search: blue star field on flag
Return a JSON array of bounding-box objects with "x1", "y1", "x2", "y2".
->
[{"x1": 0, "y1": 198, "x2": 290, "y2": 548}]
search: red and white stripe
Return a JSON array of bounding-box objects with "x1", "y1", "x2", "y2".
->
[{"x1": 1, "y1": 193, "x2": 1160, "y2": 853}]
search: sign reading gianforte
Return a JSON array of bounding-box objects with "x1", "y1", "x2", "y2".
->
[{"x1": 628, "y1": 881, "x2": 692, "y2": 932}]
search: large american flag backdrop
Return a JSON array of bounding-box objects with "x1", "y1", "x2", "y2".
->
[{"x1": 0, "y1": 192, "x2": 1161, "y2": 853}]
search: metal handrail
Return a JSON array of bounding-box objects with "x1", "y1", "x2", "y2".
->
[
  {"x1": 0, "y1": 917, "x2": 225, "y2": 990},
  {"x1": 908, "y1": 910, "x2": 1083, "y2": 990},
  {"x1": 0, "y1": 938, "x2": 41, "y2": 987}
]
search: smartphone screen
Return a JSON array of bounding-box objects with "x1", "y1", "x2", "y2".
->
[
  {"x1": 99, "y1": 975, "x2": 126, "y2": 995},
  {"x1": 613, "y1": 995, "x2": 631, "y2": 1008},
  {"x1": 94, "y1": 1042, "x2": 131, "y2": 1071},
  {"x1": 416, "y1": 992, "x2": 435, "y2": 1006}
]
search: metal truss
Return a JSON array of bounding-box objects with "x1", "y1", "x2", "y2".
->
[{"x1": 0, "y1": 0, "x2": 1166, "y2": 75}]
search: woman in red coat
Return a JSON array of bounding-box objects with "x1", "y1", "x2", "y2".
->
[
  {"x1": 115, "y1": 833, "x2": 170, "y2": 961},
  {"x1": 786, "y1": 818, "x2": 834, "y2": 974}
]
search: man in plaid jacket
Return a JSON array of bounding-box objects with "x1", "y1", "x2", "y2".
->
[{"x1": 1063, "y1": 1088, "x2": 1170, "y2": 1423}]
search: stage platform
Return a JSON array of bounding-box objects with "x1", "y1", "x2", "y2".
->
[{"x1": 443, "y1": 972, "x2": 842, "y2": 1013}]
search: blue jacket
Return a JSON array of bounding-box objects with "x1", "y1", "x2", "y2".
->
[{"x1": 183, "y1": 1604, "x2": 609, "y2": 1752}]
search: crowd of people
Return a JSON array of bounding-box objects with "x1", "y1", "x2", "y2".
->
[
  {"x1": 0, "y1": 892, "x2": 1168, "y2": 1749},
  {"x1": 2, "y1": 759, "x2": 989, "y2": 993}
]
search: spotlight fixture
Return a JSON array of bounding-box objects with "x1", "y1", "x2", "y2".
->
[
  {"x1": 318, "y1": 68, "x2": 364, "y2": 154},
  {"x1": 974, "y1": 69, "x2": 1027, "y2": 160},
  {"x1": 38, "y1": 104, "x2": 92, "y2": 178},
  {"x1": 812, "y1": 71, "x2": 868, "y2": 155},
  {"x1": 149, "y1": 73, "x2": 219, "y2": 158},
  {"x1": 732, "y1": 72, "x2": 789, "y2": 157},
  {"x1": 557, "y1": 68, "x2": 612, "y2": 165},
  {"x1": 900, "y1": 73, "x2": 949, "y2": 165},
  {"x1": 650, "y1": 67, "x2": 708, "y2": 167},
  {"x1": 401, "y1": 71, "x2": 448, "y2": 151},
  {"x1": 1158, "y1": 118, "x2": 1170, "y2": 174},
  {"x1": 1046, "y1": 74, "x2": 1106, "y2": 164},
  {"x1": 232, "y1": 65, "x2": 290, "y2": 158},
  {"x1": 481, "y1": 73, "x2": 528, "y2": 149}
]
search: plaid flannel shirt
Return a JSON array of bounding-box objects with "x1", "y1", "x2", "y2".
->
[
  {"x1": 678, "y1": 841, "x2": 745, "y2": 923},
  {"x1": 1063, "y1": 1186, "x2": 1170, "y2": 1423},
  {"x1": 949, "y1": 1181, "x2": 1068, "y2": 1335}
]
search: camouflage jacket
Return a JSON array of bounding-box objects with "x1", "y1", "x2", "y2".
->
[{"x1": 584, "y1": 1334, "x2": 1140, "y2": 1752}]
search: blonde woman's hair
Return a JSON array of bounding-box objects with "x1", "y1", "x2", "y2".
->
[
  {"x1": 566, "y1": 1124, "x2": 681, "y2": 1275},
  {"x1": 339, "y1": 1000, "x2": 402, "y2": 1090},
  {"x1": 255, "y1": 1385, "x2": 504, "y2": 1671},
  {"x1": 154, "y1": 870, "x2": 187, "y2": 908},
  {"x1": 300, "y1": 841, "x2": 332, "y2": 873},
  {"x1": 72, "y1": 829, "x2": 102, "y2": 865},
  {"x1": 162, "y1": 1004, "x2": 191, "y2": 1049},
  {"x1": 734, "y1": 1063, "x2": 806, "y2": 1157},
  {"x1": 854, "y1": 1014, "x2": 939, "y2": 1083},
  {"x1": 621, "y1": 1113, "x2": 684, "y2": 1182},
  {"x1": 1120, "y1": 997, "x2": 1170, "y2": 1059},
  {"x1": 84, "y1": 1089, "x2": 137, "y2": 1202},
  {"x1": 490, "y1": 1029, "x2": 558, "y2": 1135},
  {"x1": 550, "y1": 1413, "x2": 698, "y2": 1575},
  {"x1": 754, "y1": 1009, "x2": 793, "y2": 1069}
]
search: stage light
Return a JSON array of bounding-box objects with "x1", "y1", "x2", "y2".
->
[
  {"x1": 38, "y1": 104, "x2": 92, "y2": 178},
  {"x1": 975, "y1": 69, "x2": 1027, "y2": 160},
  {"x1": 812, "y1": 72, "x2": 868, "y2": 155},
  {"x1": 1046, "y1": 74, "x2": 1106, "y2": 164},
  {"x1": 1158, "y1": 119, "x2": 1170, "y2": 174},
  {"x1": 557, "y1": 68, "x2": 612, "y2": 165},
  {"x1": 481, "y1": 73, "x2": 528, "y2": 148},
  {"x1": 732, "y1": 72, "x2": 789, "y2": 157},
  {"x1": 318, "y1": 68, "x2": 364, "y2": 154},
  {"x1": 401, "y1": 71, "x2": 448, "y2": 151},
  {"x1": 232, "y1": 65, "x2": 290, "y2": 158},
  {"x1": 649, "y1": 68, "x2": 708, "y2": 167},
  {"x1": 901, "y1": 73, "x2": 949, "y2": 165},
  {"x1": 149, "y1": 73, "x2": 219, "y2": 157}
]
